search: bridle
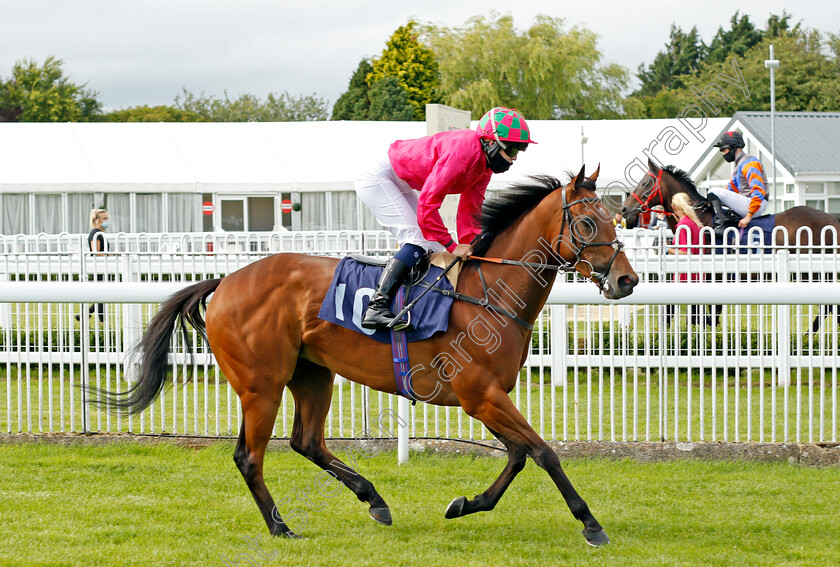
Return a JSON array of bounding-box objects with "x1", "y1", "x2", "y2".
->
[
  {"x1": 626, "y1": 168, "x2": 710, "y2": 220},
  {"x1": 555, "y1": 185, "x2": 624, "y2": 292},
  {"x1": 625, "y1": 169, "x2": 675, "y2": 218},
  {"x1": 472, "y1": 184, "x2": 624, "y2": 294}
]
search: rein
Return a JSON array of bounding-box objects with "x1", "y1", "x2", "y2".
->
[{"x1": 417, "y1": 264, "x2": 534, "y2": 330}]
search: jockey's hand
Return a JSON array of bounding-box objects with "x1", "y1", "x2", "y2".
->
[
  {"x1": 738, "y1": 214, "x2": 753, "y2": 228},
  {"x1": 451, "y1": 243, "x2": 473, "y2": 258}
]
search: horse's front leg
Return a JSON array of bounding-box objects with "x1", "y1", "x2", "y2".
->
[
  {"x1": 458, "y1": 386, "x2": 609, "y2": 547},
  {"x1": 444, "y1": 427, "x2": 527, "y2": 519}
]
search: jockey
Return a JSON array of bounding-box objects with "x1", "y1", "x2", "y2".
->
[
  {"x1": 354, "y1": 106, "x2": 536, "y2": 331},
  {"x1": 708, "y1": 130, "x2": 769, "y2": 235}
]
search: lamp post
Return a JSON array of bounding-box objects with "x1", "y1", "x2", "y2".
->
[
  {"x1": 580, "y1": 126, "x2": 588, "y2": 166},
  {"x1": 765, "y1": 44, "x2": 780, "y2": 212}
]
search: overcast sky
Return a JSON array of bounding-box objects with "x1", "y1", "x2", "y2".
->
[{"x1": 1, "y1": 0, "x2": 836, "y2": 112}]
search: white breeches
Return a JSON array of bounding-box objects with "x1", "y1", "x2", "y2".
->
[
  {"x1": 354, "y1": 155, "x2": 445, "y2": 252},
  {"x1": 709, "y1": 187, "x2": 768, "y2": 217}
]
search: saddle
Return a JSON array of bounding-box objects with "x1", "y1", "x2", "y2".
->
[
  {"x1": 350, "y1": 252, "x2": 462, "y2": 289},
  {"x1": 350, "y1": 252, "x2": 431, "y2": 287},
  {"x1": 717, "y1": 207, "x2": 744, "y2": 229},
  {"x1": 703, "y1": 200, "x2": 772, "y2": 231}
]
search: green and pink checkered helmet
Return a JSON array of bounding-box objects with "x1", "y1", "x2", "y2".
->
[{"x1": 476, "y1": 107, "x2": 537, "y2": 146}]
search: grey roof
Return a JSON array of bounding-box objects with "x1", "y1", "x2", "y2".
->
[{"x1": 727, "y1": 111, "x2": 840, "y2": 175}]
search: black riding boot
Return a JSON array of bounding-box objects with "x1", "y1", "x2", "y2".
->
[
  {"x1": 707, "y1": 193, "x2": 726, "y2": 236},
  {"x1": 361, "y1": 258, "x2": 412, "y2": 331}
]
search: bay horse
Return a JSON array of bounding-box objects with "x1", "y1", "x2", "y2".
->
[
  {"x1": 618, "y1": 159, "x2": 840, "y2": 329},
  {"x1": 619, "y1": 159, "x2": 840, "y2": 250},
  {"x1": 95, "y1": 166, "x2": 638, "y2": 547}
]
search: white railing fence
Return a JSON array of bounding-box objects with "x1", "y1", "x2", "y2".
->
[{"x1": 1, "y1": 227, "x2": 838, "y2": 444}]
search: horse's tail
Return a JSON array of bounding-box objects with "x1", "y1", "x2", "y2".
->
[{"x1": 89, "y1": 278, "x2": 222, "y2": 415}]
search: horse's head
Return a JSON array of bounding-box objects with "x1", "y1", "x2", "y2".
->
[
  {"x1": 619, "y1": 158, "x2": 663, "y2": 229},
  {"x1": 552, "y1": 165, "x2": 639, "y2": 299}
]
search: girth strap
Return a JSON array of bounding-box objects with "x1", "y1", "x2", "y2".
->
[{"x1": 390, "y1": 286, "x2": 417, "y2": 402}]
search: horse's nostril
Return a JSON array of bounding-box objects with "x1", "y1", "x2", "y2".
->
[{"x1": 619, "y1": 275, "x2": 638, "y2": 292}]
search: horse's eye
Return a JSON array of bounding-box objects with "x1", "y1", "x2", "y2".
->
[{"x1": 571, "y1": 216, "x2": 597, "y2": 243}]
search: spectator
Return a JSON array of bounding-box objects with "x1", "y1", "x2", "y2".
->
[
  {"x1": 667, "y1": 193, "x2": 703, "y2": 282},
  {"x1": 76, "y1": 208, "x2": 110, "y2": 323},
  {"x1": 666, "y1": 193, "x2": 704, "y2": 326},
  {"x1": 648, "y1": 205, "x2": 668, "y2": 229}
]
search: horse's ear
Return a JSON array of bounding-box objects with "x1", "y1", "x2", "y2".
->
[
  {"x1": 648, "y1": 158, "x2": 660, "y2": 174},
  {"x1": 573, "y1": 165, "x2": 586, "y2": 191},
  {"x1": 586, "y1": 163, "x2": 601, "y2": 183}
]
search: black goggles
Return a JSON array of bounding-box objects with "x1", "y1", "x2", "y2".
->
[{"x1": 503, "y1": 142, "x2": 528, "y2": 158}]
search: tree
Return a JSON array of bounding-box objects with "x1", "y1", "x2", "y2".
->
[
  {"x1": 0, "y1": 56, "x2": 102, "y2": 122},
  {"x1": 625, "y1": 12, "x2": 839, "y2": 118},
  {"x1": 102, "y1": 105, "x2": 204, "y2": 122},
  {"x1": 704, "y1": 11, "x2": 764, "y2": 65},
  {"x1": 0, "y1": 85, "x2": 21, "y2": 122},
  {"x1": 421, "y1": 14, "x2": 631, "y2": 119},
  {"x1": 367, "y1": 76, "x2": 416, "y2": 120},
  {"x1": 636, "y1": 25, "x2": 705, "y2": 97},
  {"x1": 174, "y1": 89, "x2": 328, "y2": 121},
  {"x1": 332, "y1": 59, "x2": 374, "y2": 120},
  {"x1": 631, "y1": 88, "x2": 685, "y2": 119},
  {"x1": 367, "y1": 21, "x2": 440, "y2": 120},
  {"x1": 765, "y1": 11, "x2": 794, "y2": 39},
  {"x1": 630, "y1": 27, "x2": 840, "y2": 118}
]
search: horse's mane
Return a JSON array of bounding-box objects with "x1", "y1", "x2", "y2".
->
[
  {"x1": 662, "y1": 165, "x2": 704, "y2": 201},
  {"x1": 472, "y1": 174, "x2": 595, "y2": 256}
]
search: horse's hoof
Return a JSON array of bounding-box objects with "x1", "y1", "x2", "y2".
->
[
  {"x1": 444, "y1": 496, "x2": 467, "y2": 519},
  {"x1": 582, "y1": 528, "x2": 610, "y2": 547},
  {"x1": 369, "y1": 507, "x2": 392, "y2": 526},
  {"x1": 276, "y1": 530, "x2": 305, "y2": 540}
]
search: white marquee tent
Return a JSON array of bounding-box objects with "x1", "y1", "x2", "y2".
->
[{"x1": 0, "y1": 117, "x2": 729, "y2": 234}]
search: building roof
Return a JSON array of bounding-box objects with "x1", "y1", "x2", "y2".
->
[
  {"x1": 0, "y1": 118, "x2": 728, "y2": 194},
  {"x1": 696, "y1": 111, "x2": 840, "y2": 176}
]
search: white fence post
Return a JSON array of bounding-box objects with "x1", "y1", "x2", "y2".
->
[
  {"x1": 551, "y1": 305, "x2": 568, "y2": 386},
  {"x1": 397, "y1": 396, "x2": 409, "y2": 465},
  {"x1": 776, "y1": 250, "x2": 791, "y2": 387},
  {"x1": 0, "y1": 274, "x2": 9, "y2": 330},
  {"x1": 121, "y1": 254, "x2": 142, "y2": 383}
]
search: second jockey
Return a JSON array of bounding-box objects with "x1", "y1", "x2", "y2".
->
[{"x1": 708, "y1": 130, "x2": 769, "y2": 235}]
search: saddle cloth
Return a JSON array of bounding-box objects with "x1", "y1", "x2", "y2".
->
[
  {"x1": 737, "y1": 214, "x2": 775, "y2": 252},
  {"x1": 713, "y1": 213, "x2": 775, "y2": 252},
  {"x1": 317, "y1": 256, "x2": 455, "y2": 344}
]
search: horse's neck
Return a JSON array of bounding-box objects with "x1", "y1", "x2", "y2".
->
[
  {"x1": 478, "y1": 219, "x2": 559, "y2": 323},
  {"x1": 664, "y1": 178, "x2": 713, "y2": 227}
]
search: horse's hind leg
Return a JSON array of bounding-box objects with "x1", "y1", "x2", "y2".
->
[
  {"x1": 444, "y1": 427, "x2": 527, "y2": 519},
  {"x1": 811, "y1": 308, "x2": 824, "y2": 334},
  {"x1": 287, "y1": 359, "x2": 392, "y2": 526},
  {"x1": 232, "y1": 391, "x2": 298, "y2": 537}
]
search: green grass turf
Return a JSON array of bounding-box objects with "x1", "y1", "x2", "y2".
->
[{"x1": 1, "y1": 439, "x2": 838, "y2": 566}]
